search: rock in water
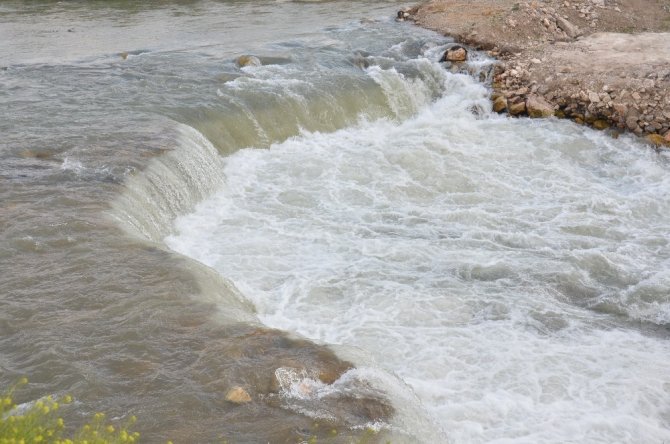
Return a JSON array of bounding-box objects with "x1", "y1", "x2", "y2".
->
[
  {"x1": 646, "y1": 133, "x2": 670, "y2": 147},
  {"x1": 225, "y1": 386, "x2": 252, "y2": 404},
  {"x1": 440, "y1": 45, "x2": 468, "y2": 62},
  {"x1": 592, "y1": 119, "x2": 610, "y2": 130},
  {"x1": 493, "y1": 95, "x2": 507, "y2": 113},
  {"x1": 236, "y1": 55, "x2": 262, "y2": 68}
]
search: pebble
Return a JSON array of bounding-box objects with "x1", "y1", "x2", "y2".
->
[{"x1": 225, "y1": 387, "x2": 252, "y2": 404}]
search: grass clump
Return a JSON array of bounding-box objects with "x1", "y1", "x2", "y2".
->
[{"x1": 0, "y1": 378, "x2": 140, "y2": 444}]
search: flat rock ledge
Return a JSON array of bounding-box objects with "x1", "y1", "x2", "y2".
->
[{"x1": 407, "y1": 0, "x2": 670, "y2": 147}]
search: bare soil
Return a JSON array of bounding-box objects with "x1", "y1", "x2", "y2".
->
[{"x1": 407, "y1": 0, "x2": 670, "y2": 146}]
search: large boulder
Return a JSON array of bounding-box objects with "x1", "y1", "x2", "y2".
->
[{"x1": 440, "y1": 45, "x2": 468, "y2": 62}]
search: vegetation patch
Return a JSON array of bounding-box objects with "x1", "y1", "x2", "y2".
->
[{"x1": 1, "y1": 379, "x2": 140, "y2": 444}]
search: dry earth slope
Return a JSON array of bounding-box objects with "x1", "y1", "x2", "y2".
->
[{"x1": 408, "y1": 0, "x2": 670, "y2": 147}]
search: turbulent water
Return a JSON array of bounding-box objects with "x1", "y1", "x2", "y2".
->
[{"x1": 2, "y1": 1, "x2": 670, "y2": 443}]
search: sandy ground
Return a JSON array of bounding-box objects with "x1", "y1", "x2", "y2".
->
[{"x1": 407, "y1": 0, "x2": 670, "y2": 146}]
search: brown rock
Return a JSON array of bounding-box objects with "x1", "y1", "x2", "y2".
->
[
  {"x1": 236, "y1": 55, "x2": 261, "y2": 68},
  {"x1": 555, "y1": 16, "x2": 579, "y2": 38},
  {"x1": 592, "y1": 119, "x2": 610, "y2": 130},
  {"x1": 319, "y1": 368, "x2": 344, "y2": 385},
  {"x1": 526, "y1": 95, "x2": 554, "y2": 118},
  {"x1": 440, "y1": 45, "x2": 468, "y2": 62},
  {"x1": 508, "y1": 99, "x2": 527, "y2": 115},
  {"x1": 613, "y1": 103, "x2": 628, "y2": 116},
  {"x1": 625, "y1": 116, "x2": 639, "y2": 131},
  {"x1": 225, "y1": 386, "x2": 252, "y2": 404},
  {"x1": 665, "y1": 131, "x2": 670, "y2": 143},
  {"x1": 493, "y1": 95, "x2": 507, "y2": 113},
  {"x1": 645, "y1": 134, "x2": 670, "y2": 147}
]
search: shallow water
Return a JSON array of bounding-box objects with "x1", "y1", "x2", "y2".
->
[{"x1": 2, "y1": 0, "x2": 670, "y2": 442}]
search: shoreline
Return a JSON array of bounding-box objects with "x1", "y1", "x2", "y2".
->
[{"x1": 405, "y1": 0, "x2": 670, "y2": 147}]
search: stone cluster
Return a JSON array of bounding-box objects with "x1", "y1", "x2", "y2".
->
[
  {"x1": 410, "y1": 0, "x2": 670, "y2": 147},
  {"x1": 492, "y1": 58, "x2": 670, "y2": 147}
]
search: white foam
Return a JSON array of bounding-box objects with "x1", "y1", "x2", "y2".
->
[
  {"x1": 111, "y1": 124, "x2": 226, "y2": 242},
  {"x1": 166, "y1": 70, "x2": 670, "y2": 442}
]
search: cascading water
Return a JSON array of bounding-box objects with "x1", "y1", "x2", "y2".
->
[
  {"x1": 3, "y1": 1, "x2": 670, "y2": 442},
  {"x1": 166, "y1": 42, "x2": 670, "y2": 444}
]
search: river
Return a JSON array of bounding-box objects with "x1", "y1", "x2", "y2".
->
[{"x1": 1, "y1": 1, "x2": 669, "y2": 443}]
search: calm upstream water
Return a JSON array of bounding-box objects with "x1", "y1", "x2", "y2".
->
[{"x1": 2, "y1": 0, "x2": 670, "y2": 442}]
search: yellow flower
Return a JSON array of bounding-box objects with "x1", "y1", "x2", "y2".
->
[
  {"x1": 62, "y1": 395, "x2": 72, "y2": 404},
  {"x1": 19, "y1": 377, "x2": 28, "y2": 385},
  {"x1": 42, "y1": 406, "x2": 50, "y2": 414},
  {"x1": 106, "y1": 425, "x2": 115, "y2": 433},
  {"x1": 57, "y1": 418, "x2": 64, "y2": 427}
]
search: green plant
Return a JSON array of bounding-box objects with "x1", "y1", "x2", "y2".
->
[{"x1": 0, "y1": 379, "x2": 140, "y2": 444}]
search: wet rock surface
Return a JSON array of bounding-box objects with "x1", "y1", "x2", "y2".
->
[
  {"x1": 440, "y1": 44, "x2": 468, "y2": 62},
  {"x1": 410, "y1": 0, "x2": 670, "y2": 146},
  {"x1": 236, "y1": 54, "x2": 262, "y2": 68},
  {"x1": 159, "y1": 322, "x2": 393, "y2": 443}
]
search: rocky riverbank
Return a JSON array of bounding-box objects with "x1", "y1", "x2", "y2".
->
[{"x1": 405, "y1": 0, "x2": 670, "y2": 147}]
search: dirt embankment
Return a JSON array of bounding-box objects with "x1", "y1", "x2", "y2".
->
[{"x1": 406, "y1": 0, "x2": 670, "y2": 146}]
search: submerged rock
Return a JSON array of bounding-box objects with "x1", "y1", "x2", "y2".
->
[
  {"x1": 646, "y1": 133, "x2": 670, "y2": 148},
  {"x1": 593, "y1": 119, "x2": 610, "y2": 130},
  {"x1": 236, "y1": 55, "x2": 262, "y2": 68},
  {"x1": 225, "y1": 386, "x2": 252, "y2": 404}
]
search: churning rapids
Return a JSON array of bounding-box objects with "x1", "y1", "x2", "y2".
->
[{"x1": 2, "y1": 1, "x2": 670, "y2": 443}]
